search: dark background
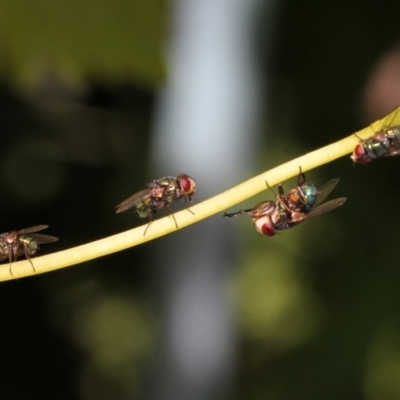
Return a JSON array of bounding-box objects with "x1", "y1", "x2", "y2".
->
[{"x1": 1, "y1": 0, "x2": 400, "y2": 399}]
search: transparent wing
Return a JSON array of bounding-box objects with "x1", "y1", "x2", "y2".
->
[
  {"x1": 387, "y1": 149, "x2": 400, "y2": 157},
  {"x1": 28, "y1": 234, "x2": 59, "y2": 244},
  {"x1": 313, "y1": 179, "x2": 340, "y2": 207},
  {"x1": 293, "y1": 197, "x2": 346, "y2": 223},
  {"x1": 15, "y1": 225, "x2": 50, "y2": 235},
  {"x1": 116, "y1": 189, "x2": 152, "y2": 213}
]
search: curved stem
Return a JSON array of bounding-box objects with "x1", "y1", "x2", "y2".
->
[{"x1": 0, "y1": 114, "x2": 385, "y2": 282}]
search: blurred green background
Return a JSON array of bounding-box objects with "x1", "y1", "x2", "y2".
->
[{"x1": 1, "y1": 0, "x2": 400, "y2": 399}]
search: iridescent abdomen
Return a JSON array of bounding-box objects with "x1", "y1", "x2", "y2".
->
[
  {"x1": 300, "y1": 183, "x2": 317, "y2": 211},
  {"x1": 287, "y1": 182, "x2": 317, "y2": 212},
  {"x1": 352, "y1": 124, "x2": 400, "y2": 164}
]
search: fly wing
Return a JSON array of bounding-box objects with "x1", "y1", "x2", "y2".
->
[
  {"x1": 116, "y1": 189, "x2": 152, "y2": 213},
  {"x1": 295, "y1": 197, "x2": 346, "y2": 222},
  {"x1": 313, "y1": 179, "x2": 340, "y2": 207},
  {"x1": 386, "y1": 149, "x2": 400, "y2": 157},
  {"x1": 15, "y1": 225, "x2": 49, "y2": 235},
  {"x1": 29, "y1": 234, "x2": 59, "y2": 244}
]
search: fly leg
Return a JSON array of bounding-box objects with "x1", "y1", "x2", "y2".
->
[
  {"x1": 223, "y1": 208, "x2": 254, "y2": 218},
  {"x1": 181, "y1": 196, "x2": 195, "y2": 215},
  {"x1": 266, "y1": 180, "x2": 292, "y2": 214},
  {"x1": 296, "y1": 166, "x2": 306, "y2": 186},
  {"x1": 8, "y1": 247, "x2": 13, "y2": 275},
  {"x1": 22, "y1": 242, "x2": 36, "y2": 272},
  {"x1": 143, "y1": 210, "x2": 157, "y2": 236},
  {"x1": 165, "y1": 205, "x2": 179, "y2": 229}
]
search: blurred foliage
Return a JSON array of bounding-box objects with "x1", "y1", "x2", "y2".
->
[
  {"x1": 364, "y1": 323, "x2": 400, "y2": 400},
  {"x1": 47, "y1": 278, "x2": 156, "y2": 399},
  {"x1": 0, "y1": 0, "x2": 166, "y2": 89}
]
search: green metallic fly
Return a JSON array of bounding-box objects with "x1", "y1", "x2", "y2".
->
[
  {"x1": 0, "y1": 225, "x2": 58, "y2": 274},
  {"x1": 116, "y1": 173, "x2": 196, "y2": 235}
]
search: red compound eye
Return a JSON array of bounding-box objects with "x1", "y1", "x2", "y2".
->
[
  {"x1": 354, "y1": 145, "x2": 365, "y2": 157},
  {"x1": 255, "y1": 216, "x2": 276, "y2": 237},
  {"x1": 178, "y1": 174, "x2": 196, "y2": 195},
  {"x1": 351, "y1": 144, "x2": 371, "y2": 164},
  {"x1": 261, "y1": 224, "x2": 276, "y2": 236}
]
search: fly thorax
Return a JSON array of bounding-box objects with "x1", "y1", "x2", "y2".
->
[
  {"x1": 4, "y1": 233, "x2": 17, "y2": 244},
  {"x1": 271, "y1": 204, "x2": 289, "y2": 228},
  {"x1": 164, "y1": 184, "x2": 176, "y2": 203}
]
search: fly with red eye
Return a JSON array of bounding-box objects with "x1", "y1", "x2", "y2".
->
[
  {"x1": 224, "y1": 200, "x2": 290, "y2": 237},
  {"x1": 116, "y1": 173, "x2": 196, "y2": 235},
  {"x1": 150, "y1": 173, "x2": 196, "y2": 206},
  {"x1": 351, "y1": 105, "x2": 400, "y2": 165},
  {"x1": 223, "y1": 172, "x2": 346, "y2": 237}
]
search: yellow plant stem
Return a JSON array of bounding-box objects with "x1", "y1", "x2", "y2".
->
[{"x1": 0, "y1": 112, "x2": 389, "y2": 282}]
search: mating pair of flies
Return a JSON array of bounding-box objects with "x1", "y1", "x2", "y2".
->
[{"x1": 115, "y1": 170, "x2": 346, "y2": 238}]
